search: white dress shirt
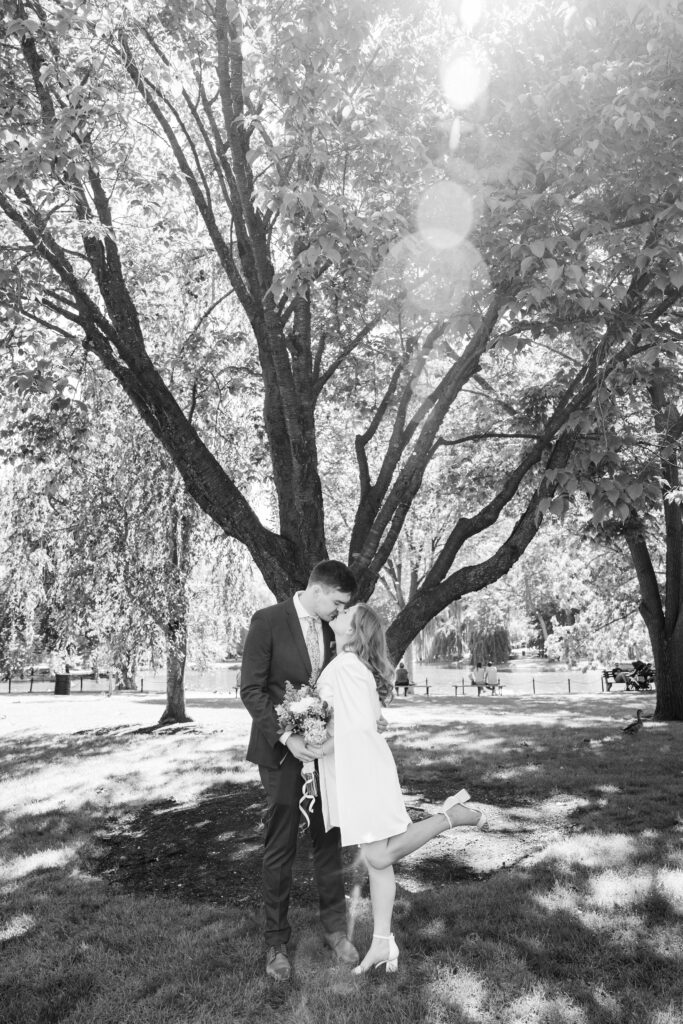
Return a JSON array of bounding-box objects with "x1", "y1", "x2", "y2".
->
[{"x1": 279, "y1": 594, "x2": 324, "y2": 747}]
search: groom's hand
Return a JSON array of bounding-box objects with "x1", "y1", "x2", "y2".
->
[{"x1": 285, "y1": 734, "x2": 315, "y2": 762}]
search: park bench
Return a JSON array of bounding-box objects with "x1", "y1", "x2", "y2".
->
[
  {"x1": 400, "y1": 680, "x2": 431, "y2": 696},
  {"x1": 602, "y1": 661, "x2": 654, "y2": 692},
  {"x1": 470, "y1": 681, "x2": 504, "y2": 696}
]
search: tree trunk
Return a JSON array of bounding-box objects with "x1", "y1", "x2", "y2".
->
[
  {"x1": 159, "y1": 618, "x2": 191, "y2": 725},
  {"x1": 635, "y1": 583, "x2": 683, "y2": 721},
  {"x1": 158, "y1": 500, "x2": 193, "y2": 725},
  {"x1": 625, "y1": 508, "x2": 683, "y2": 722},
  {"x1": 646, "y1": 617, "x2": 683, "y2": 721}
]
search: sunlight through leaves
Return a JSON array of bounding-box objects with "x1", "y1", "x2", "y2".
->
[{"x1": 439, "y1": 44, "x2": 490, "y2": 110}]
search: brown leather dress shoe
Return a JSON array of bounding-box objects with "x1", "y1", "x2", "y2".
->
[
  {"x1": 324, "y1": 931, "x2": 360, "y2": 966},
  {"x1": 265, "y1": 944, "x2": 291, "y2": 982}
]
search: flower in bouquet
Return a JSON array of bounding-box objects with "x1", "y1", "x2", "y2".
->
[{"x1": 275, "y1": 682, "x2": 331, "y2": 828}]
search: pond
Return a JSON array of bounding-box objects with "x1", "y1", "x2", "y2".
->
[
  {"x1": 143, "y1": 657, "x2": 611, "y2": 697},
  {"x1": 5, "y1": 658, "x2": 618, "y2": 697}
]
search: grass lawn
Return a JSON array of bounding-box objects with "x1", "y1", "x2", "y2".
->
[{"x1": 1, "y1": 690, "x2": 681, "y2": 1024}]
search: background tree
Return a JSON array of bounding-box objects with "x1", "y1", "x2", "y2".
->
[
  {"x1": 0, "y1": 360, "x2": 245, "y2": 723},
  {"x1": 555, "y1": 350, "x2": 683, "y2": 717}
]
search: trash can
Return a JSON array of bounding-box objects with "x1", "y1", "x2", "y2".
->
[{"x1": 54, "y1": 673, "x2": 71, "y2": 695}]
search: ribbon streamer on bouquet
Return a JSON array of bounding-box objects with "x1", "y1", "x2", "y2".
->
[{"x1": 299, "y1": 765, "x2": 318, "y2": 830}]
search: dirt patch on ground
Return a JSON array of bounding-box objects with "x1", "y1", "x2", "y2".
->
[{"x1": 90, "y1": 780, "x2": 541, "y2": 908}]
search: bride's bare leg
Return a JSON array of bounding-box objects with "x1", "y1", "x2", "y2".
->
[
  {"x1": 363, "y1": 805, "x2": 482, "y2": 871},
  {"x1": 367, "y1": 859, "x2": 394, "y2": 937}
]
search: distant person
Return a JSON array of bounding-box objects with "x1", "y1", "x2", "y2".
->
[
  {"x1": 484, "y1": 661, "x2": 499, "y2": 694},
  {"x1": 470, "y1": 661, "x2": 486, "y2": 694},
  {"x1": 394, "y1": 661, "x2": 410, "y2": 697}
]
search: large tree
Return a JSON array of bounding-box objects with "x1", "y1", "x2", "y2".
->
[
  {"x1": 1, "y1": 0, "x2": 681, "y2": 713},
  {"x1": 562, "y1": 353, "x2": 683, "y2": 719}
]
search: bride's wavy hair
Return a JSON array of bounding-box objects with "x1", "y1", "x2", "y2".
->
[{"x1": 344, "y1": 603, "x2": 395, "y2": 705}]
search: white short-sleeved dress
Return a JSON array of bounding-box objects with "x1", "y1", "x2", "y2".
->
[{"x1": 317, "y1": 651, "x2": 411, "y2": 846}]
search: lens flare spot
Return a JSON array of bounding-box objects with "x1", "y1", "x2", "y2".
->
[
  {"x1": 416, "y1": 181, "x2": 473, "y2": 250},
  {"x1": 459, "y1": 0, "x2": 486, "y2": 32},
  {"x1": 440, "y1": 47, "x2": 490, "y2": 110},
  {"x1": 373, "y1": 234, "x2": 490, "y2": 323}
]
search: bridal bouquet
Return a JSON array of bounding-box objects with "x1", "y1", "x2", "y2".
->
[{"x1": 275, "y1": 682, "x2": 331, "y2": 827}]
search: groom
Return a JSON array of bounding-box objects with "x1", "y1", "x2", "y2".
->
[{"x1": 240, "y1": 559, "x2": 359, "y2": 981}]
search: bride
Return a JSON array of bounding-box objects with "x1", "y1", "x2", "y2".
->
[{"x1": 309, "y1": 602, "x2": 489, "y2": 975}]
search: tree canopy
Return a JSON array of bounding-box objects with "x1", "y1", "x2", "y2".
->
[{"x1": 1, "y1": 0, "x2": 682, "y2": 715}]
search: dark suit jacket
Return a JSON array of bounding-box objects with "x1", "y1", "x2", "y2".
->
[{"x1": 240, "y1": 598, "x2": 335, "y2": 768}]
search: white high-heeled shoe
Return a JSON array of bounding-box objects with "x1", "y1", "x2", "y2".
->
[
  {"x1": 442, "y1": 788, "x2": 489, "y2": 831},
  {"x1": 352, "y1": 933, "x2": 399, "y2": 975}
]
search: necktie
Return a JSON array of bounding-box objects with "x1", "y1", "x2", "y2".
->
[{"x1": 304, "y1": 616, "x2": 321, "y2": 683}]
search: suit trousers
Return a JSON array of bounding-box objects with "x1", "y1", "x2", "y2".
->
[{"x1": 259, "y1": 752, "x2": 347, "y2": 946}]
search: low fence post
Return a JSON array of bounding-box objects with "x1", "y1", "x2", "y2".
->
[{"x1": 568, "y1": 677, "x2": 571, "y2": 694}]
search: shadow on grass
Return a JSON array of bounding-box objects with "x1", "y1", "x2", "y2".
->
[
  {"x1": 93, "y1": 779, "x2": 271, "y2": 904},
  {"x1": 385, "y1": 694, "x2": 677, "y2": 823},
  {"x1": 0, "y1": 725, "x2": 144, "y2": 777},
  {"x1": 3, "y1": 815, "x2": 680, "y2": 1024},
  {"x1": 387, "y1": 828, "x2": 683, "y2": 1024},
  {"x1": 2, "y1": 697, "x2": 681, "y2": 1023}
]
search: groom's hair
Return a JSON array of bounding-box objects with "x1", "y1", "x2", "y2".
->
[{"x1": 308, "y1": 559, "x2": 356, "y2": 595}]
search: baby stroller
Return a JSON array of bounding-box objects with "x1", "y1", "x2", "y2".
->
[
  {"x1": 603, "y1": 660, "x2": 655, "y2": 691},
  {"x1": 625, "y1": 660, "x2": 655, "y2": 690}
]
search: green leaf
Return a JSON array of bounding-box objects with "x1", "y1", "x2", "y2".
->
[{"x1": 543, "y1": 258, "x2": 562, "y2": 283}]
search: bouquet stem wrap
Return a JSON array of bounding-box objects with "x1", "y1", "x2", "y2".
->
[{"x1": 299, "y1": 764, "x2": 318, "y2": 829}]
